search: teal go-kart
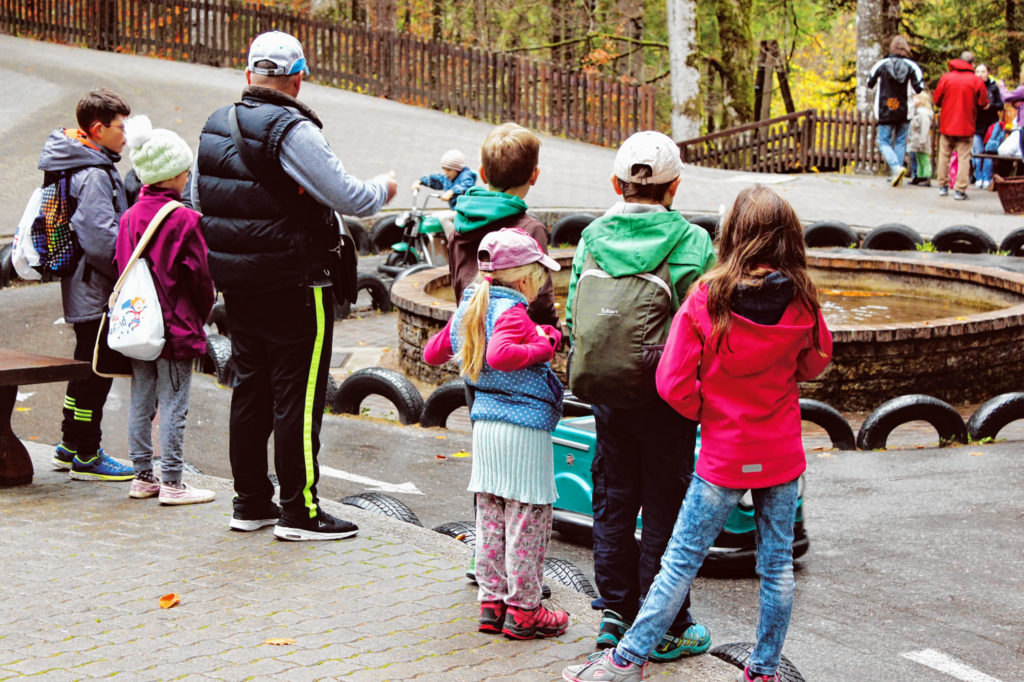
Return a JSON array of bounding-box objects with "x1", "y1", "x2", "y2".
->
[{"x1": 551, "y1": 414, "x2": 809, "y2": 574}]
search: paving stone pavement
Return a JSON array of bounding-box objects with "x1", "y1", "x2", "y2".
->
[{"x1": 0, "y1": 442, "x2": 735, "y2": 681}]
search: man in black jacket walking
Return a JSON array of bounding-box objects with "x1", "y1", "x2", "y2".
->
[
  {"x1": 867, "y1": 35, "x2": 926, "y2": 187},
  {"x1": 194, "y1": 31, "x2": 397, "y2": 541}
]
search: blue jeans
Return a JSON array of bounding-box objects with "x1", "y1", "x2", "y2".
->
[
  {"x1": 616, "y1": 474, "x2": 800, "y2": 677},
  {"x1": 972, "y1": 134, "x2": 993, "y2": 183},
  {"x1": 877, "y1": 122, "x2": 909, "y2": 173}
]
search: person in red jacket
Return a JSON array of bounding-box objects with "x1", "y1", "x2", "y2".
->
[
  {"x1": 563, "y1": 186, "x2": 832, "y2": 682},
  {"x1": 115, "y1": 115, "x2": 216, "y2": 505},
  {"x1": 934, "y1": 51, "x2": 990, "y2": 200}
]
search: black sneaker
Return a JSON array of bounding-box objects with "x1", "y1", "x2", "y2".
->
[
  {"x1": 230, "y1": 504, "x2": 281, "y2": 532},
  {"x1": 274, "y1": 510, "x2": 358, "y2": 541}
]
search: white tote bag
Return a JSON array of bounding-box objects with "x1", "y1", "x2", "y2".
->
[
  {"x1": 106, "y1": 201, "x2": 181, "y2": 361},
  {"x1": 11, "y1": 187, "x2": 42, "y2": 281}
]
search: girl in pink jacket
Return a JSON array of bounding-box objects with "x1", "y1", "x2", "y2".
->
[{"x1": 563, "y1": 186, "x2": 832, "y2": 682}]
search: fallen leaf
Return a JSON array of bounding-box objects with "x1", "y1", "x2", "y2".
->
[
  {"x1": 816, "y1": 452, "x2": 835, "y2": 459},
  {"x1": 264, "y1": 638, "x2": 295, "y2": 646},
  {"x1": 435, "y1": 454, "x2": 447, "y2": 460},
  {"x1": 15, "y1": 407, "x2": 31, "y2": 412},
  {"x1": 357, "y1": 341, "x2": 367, "y2": 346},
  {"x1": 434, "y1": 435, "x2": 446, "y2": 440},
  {"x1": 451, "y1": 451, "x2": 471, "y2": 458},
  {"x1": 970, "y1": 451, "x2": 984, "y2": 457},
  {"x1": 158, "y1": 593, "x2": 180, "y2": 609}
]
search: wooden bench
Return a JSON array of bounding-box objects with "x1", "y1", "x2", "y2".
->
[
  {"x1": 972, "y1": 152, "x2": 1024, "y2": 178},
  {"x1": 0, "y1": 349, "x2": 94, "y2": 486}
]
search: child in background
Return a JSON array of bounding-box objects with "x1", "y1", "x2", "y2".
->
[
  {"x1": 423, "y1": 227, "x2": 567, "y2": 640},
  {"x1": 116, "y1": 115, "x2": 216, "y2": 505},
  {"x1": 908, "y1": 91, "x2": 934, "y2": 186},
  {"x1": 414, "y1": 148, "x2": 478, "y2": 209},
  {"x1": 563, "y1": 186, "x2": 833, "y2": 682}
]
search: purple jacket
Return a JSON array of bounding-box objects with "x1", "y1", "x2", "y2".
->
[
  {"x1": 114, "y1": 185, "x2": 215, "y2": 360},
  {"x1": 1001, "y1": 82, "x2": 1024, "y2": 127}
]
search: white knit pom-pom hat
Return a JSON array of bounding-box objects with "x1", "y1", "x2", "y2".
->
[{"x1": 124, "y1": 114, "x2": 194, "y2": 185}]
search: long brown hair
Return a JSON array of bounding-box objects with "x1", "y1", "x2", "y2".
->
[{"x1": 698, "y1": 186, "x2": 824, "y2": 354}]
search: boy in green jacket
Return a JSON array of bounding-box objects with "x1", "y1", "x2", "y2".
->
[{"x1": 565, "y1": 131, "x2": 716, "y2": 661}]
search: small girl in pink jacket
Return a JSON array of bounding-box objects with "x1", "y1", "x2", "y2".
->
[{"x1": 563, "y1": 186, "x2": 832, "y2": 682}]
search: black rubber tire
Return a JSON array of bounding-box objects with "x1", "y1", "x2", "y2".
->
[
  {"x1": 931, "y1": 224, "x2": 998, "y2": 254},
  {"x1": 688, "y1": 214, "x2": 720, "y2": 241},
  {"x1": 389, "y1": 263, "x2": 437, "y2": 291},
  {"x1": 206, "y1": 301, "x2": 230, "y2": 338},
  {"x1": 332, "y1": 367, "x2": 425, "y2": 424},
  {"x1": 549, "y1": 213, "x2": 596, "y2": 246},
  {"x1": 420, "y1": 378, "x2": 468, "y2": 428},
  {"x1": 341, "y1": 216, "x2": 373, "y2": 255},
  {"x1": 432, "y1": 520, "x2": 476, "y2": 546},
  {"x1": 803, "y1": 220, "x2": 860, "y2": 248},
  {"x1": 339, "y1": 492, "x2": 423, "y2": 526},
  {"x1": 710, "y1": 642, "x2": 806, "y2": 682},
  {"x1": 998, "y1": 227, "x2": 1024, "y2": 257},
  {"x1": 0, "y1": 243, "x2": 12, "y2": 288},
  {"x1": 856, "y1": 394, "x2": 968, "y2": 450},
  {"x1": 562, "y1": 390, "x2": 594, "y2": 418},
  {"x1": 861, "y1": 223, "x2": 923, "y2": 251},
  {"x1": 385, "y1": 249, "x2": 419, "y2": 269},
  {"x1": 324, "y1": 372, "x2": 338, "y2": 410},
  {"x1": 966, "y1": 392, "x2": 1024, "y2": 441},
  {"x1": 800, "y1": 398, "x2": 856, "y2": 450},
  {"x1": 203, "y1": 333, "x2": 234, "y2": 386},
  {"x1": 542, "y1": 557, "x2": 598, "y2": 598},
  {"x1": 369, "y1": 214, "x2": 402, "y2": 253},
  {"x1": 351, "y1": 272, "x2": 392, "y2": 312}
]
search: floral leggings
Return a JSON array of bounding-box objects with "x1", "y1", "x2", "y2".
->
[{"x1": 475, "y1": 493, "x2": 553, "y2": 608}]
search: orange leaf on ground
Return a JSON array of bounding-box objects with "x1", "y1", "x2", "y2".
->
[
  {"x1": 158, "y1": 593, "x2": 180, "y2": 609},
  {"x1": 265, "y1": 638, "x2": 296, "y2": 645}
]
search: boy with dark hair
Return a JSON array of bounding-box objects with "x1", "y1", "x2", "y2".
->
[
  {"x1": 565, "y1": 131, "x2": 716, "y2": 662},
  {"x1": 45, "y1": 88, "x2": 134, "y2": 481},
  {"x1": 448, "y1": 122, "x2": 558, "y2": 328}
]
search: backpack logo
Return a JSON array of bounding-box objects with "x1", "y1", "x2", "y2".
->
[{"x1": 599, "y1": 307, "x2": 619, "y2": 317}]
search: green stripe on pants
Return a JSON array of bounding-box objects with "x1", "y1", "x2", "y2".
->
[{"x1": 302, "y1": 287, "x2": 327, "y2": 518}]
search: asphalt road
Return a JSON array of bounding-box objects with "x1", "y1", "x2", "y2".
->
[{"x1": 4, "y1": 280, "x2": 1023, "y2": 681}]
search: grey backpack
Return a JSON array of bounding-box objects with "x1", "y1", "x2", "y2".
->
[{"x1": 568, "y1": 251, "x2": 673, "y2": 408}]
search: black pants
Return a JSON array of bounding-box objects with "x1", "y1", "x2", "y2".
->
[
  {"x1": 591, "y1": 399, "x2": 697, "y2": 632},
  {"x1": 61, "y1": 318, "x2": 113, "y2": 455},
  {"x1": 224, "y1": 286, "x2": 334, "y2": 523}
]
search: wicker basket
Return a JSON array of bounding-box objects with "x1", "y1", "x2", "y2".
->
[{"x1": 993, "y1": 174, "x2": 1024, "y2": 214}]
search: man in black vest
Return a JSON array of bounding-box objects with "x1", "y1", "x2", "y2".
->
[{"x1": 195, "y1": 31, "x2": 397, "y2": 541}]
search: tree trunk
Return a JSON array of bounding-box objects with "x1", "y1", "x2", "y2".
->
[
  {"x1": 714, "y1": 0, "x2": 754, "y2": 125},
  {"x1": 667, "y1": 0, "x2": 701, "y2": 139},
  {"x1": 551, "y1": 0, "x2": 572, "y2": 67},
  {"x1": 856, "y1": 0, "x2": 885, "y2": 114},
  {"x1": 373, "y1": 0, "x2": 396, "y2": 29},
  {"x1": 882, "y1": 0, "x2": 901, "y2": 40},
  {"x1": 1009, "y1": 0, "x2": 1022, "y2": 81}
]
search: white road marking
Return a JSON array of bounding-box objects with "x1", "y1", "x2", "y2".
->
[
  {"x1": 901, "y1": 649, "x2": 1003, "y2": 682},
  {"x1": 16, "y1": 391, "x2": 34, "y2": 401},
  {"x1": 319, "y1": 464, "x2": 423, "y2": 495}
]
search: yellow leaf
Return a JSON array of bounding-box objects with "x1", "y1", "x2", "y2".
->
[
  {"x1": 451, "y1": 451, "x2": 471, "y2": 458},
  {"x1": 158, "y1": 593, "x2": 180, "y2": 609},
  {"x1": 434, "y1": 435, "x2": 446, "y2": 439},
  {"x1": 264, "y1": 638, "x2": 295, "y2": 645},
  {"x1": 970, "y1": 451, "x2": 984, "y2": 456}
]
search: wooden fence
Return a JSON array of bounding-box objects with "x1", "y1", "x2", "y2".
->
[
  {"x1": 0, "y1": 0, "x2": 656, "y2": 148},
  {"x1": 679, "y1": 109, "x2": 892, "y2": 174}
]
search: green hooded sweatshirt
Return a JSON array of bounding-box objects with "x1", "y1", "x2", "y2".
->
[
  {"x1": 565, "y1": 209, "x2": 716, "y2": 333},
  {"x1": 452, "y1": 187, "x2": 529, "y2": 233}
]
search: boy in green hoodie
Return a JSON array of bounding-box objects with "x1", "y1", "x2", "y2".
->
[
  {"x1": 565, "y1": 131, "x2": 716, "y2": 661},
  {"x1": 449, "y1": 122, "x2": 558, "y2": 328}
]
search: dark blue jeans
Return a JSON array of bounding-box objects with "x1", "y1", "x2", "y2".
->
[{"x1": 591, "y1": 399, "x2": 697, "y2": 632}]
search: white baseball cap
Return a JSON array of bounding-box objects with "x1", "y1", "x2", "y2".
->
[
  {"x1": 247, "y1": 31, "x2": 309, "y2": 76},
  {"x1": 613, "y1": 131, "x2": 683, "y2": 184}
]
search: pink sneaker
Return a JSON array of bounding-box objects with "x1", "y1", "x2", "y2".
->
[
  {"x1": 158, "y1": 482, "x2": 216, "y2": 506},
  {"x1": 129, "y1": 476, "x2": 161, "y2": 499}
]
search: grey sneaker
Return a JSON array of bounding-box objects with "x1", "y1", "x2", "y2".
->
[
  {"x1": 954, "y1": 190, "x2": 968, "y2": 200},
  {"x1": 938, "y1": 186, "x2": 949, "y2": 197},
  {"x1": 563, "y1": 650, "x2": 644, "y2": 681}
]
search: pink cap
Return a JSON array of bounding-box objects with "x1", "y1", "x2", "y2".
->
[{"x1": 477, "y1": 228, "x2": 561, "y2": 273}]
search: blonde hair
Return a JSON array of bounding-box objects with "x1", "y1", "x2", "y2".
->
[
  {"x1": 454, "y1": 263, "x2": 548, "y2": 381},
  {"x1": 480, "y1": 122, "x2": 540, "y2": 191},
  {"x1": 914, "y1": 91, "x2": 933, "y2": 110}
]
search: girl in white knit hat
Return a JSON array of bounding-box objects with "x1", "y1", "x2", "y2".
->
[{"x1": 114, "y1": 115, "x2": 217, "y2": 505}]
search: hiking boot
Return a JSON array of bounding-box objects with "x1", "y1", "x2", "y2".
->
[
  {"x1": 229, "y1": 504, "x2": 281, "y2": 532},
  {"x1": 648, "y1": 623, "x2": 711, "y2": 661},
  {"x1": 159, "y1": 482, "x2": 216, "y2": 505},
  {"x1": 479, "y1": 601, "x2": 506, "y2": 634},
  {"x1": 563, "y1": 650, "x2": 644, "y2": 682},
  {"x1": 129, "y1": 475, "x2": 161, "y2": 499},
  {"x1": 890, "y1": 166, "x2": 907, "y2": 187},
  {"x1": 274, "y1": 510, "x2": 358, "y2": 541},
  {"x1": 737, "y1": 667, "x2": 780, "y2": 682},
  {"x1": 52, "y1": 443, "x2": 76, "y2": 470},
  {"x1": 69, "y1": 450, "x2": 133, "y2": 481},
  {"x1": 596, "y1": 609, "x2": 631, "y2": 649},
  {"x1": 502, "y1": 604, "x2": 569, "y2": 639},
  {"x1": 938, "y1": 186, "x2": 949, "y2": 197},
  {"x1": 954, "y1": 190, "x2": 969, "y2": 200}
]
